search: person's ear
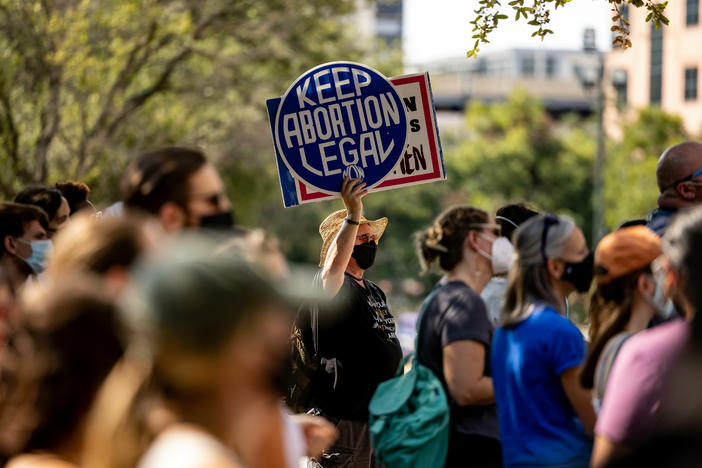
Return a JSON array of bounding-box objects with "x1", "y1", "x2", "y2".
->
[
  {"x1": 637, "y1": 273, "x2": 655, "y2": 298},
  {"x1": 677, "y1": 182, "x2": 698, "y2": 200},
  {"x1": 466, "y1": 230, "x2": 481, "y2": 253},
  {"x1": 546, "y1": 258, "x2": 565, "y2": 279},
  {"x1": 4, "y1": 235, "x2": 18, "y2": 256},
  {"x1": 158, "y1": 202, "x2": 187, "y2": 232}
]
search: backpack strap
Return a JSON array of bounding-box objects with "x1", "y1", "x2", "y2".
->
[
  {"x1": 309, "y1": 271, "x2": 324, "y2": 354},
  {"x1": 594, "y1": 332, "x2": 634, "y2": 402},
  {"x1": 413, "y1": 287, "x2": 442, "y2": 365}
]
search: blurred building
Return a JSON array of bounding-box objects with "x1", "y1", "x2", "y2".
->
[
  {"x1": 421, "y1": 48, "x2": 603, "y2": 128},
  {"x1": 605, "y1": 0, "x2": 702, "y2": 136},
  {"x1": 353, "y1": 0, "x2": 403, "y2": 47}
]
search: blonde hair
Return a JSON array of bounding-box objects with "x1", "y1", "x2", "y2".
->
[{"x1": 48, "y1": 213, "x2": 154, "y2": 277}]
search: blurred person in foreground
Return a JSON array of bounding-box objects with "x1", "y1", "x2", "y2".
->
[
  {"x1": 54, "y1": 181, "x2": 95, "y2": 216},
  {"x1": 415, "y1": 206, "x2": 502, "y2": 467},
  {"x1": 0, "y1": 266, "x2": 16, "y2": 343},
  {"x1": 481, "y1": 203, "x2": 539, "y2": 326},
  {"x1": 579, "y1": 226, "x2": 671, "y2": 414},
  {"x1": 14, "y1": 186, "x2": 70, "y2": 239},
  {"x1": 591, "y1": 208, "x2": 701, "y2": 468},
  {"x1": 46, "y1": 213, "x2": 161, "y2": 296},
  {"x1": 216, "y1": 229, "x2": 340, "y2": 464},
  {"x1": 0, "y1": 203, "x2": 50, "y2": 290},
  {"x1": 0, "y1": 276, "x2": 124, "y2": 468},
  {"x1": 291, "y1": 177, "x2": 401, "y2": 468},
  {"x1": 491, "y1": 214, "x2": 596, "y2": 468},
  {"x1": 121, "y1": 146, "x2": 236, "y2": 232},
  {"x1": 83, "y1": 242, "x2": 334, "y2": 468},
  {"x1": 647, "y1": 141, "x2": 702, "y2": 236}
]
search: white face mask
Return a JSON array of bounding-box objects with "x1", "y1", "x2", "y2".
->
[
  {"x1": 648, "y1": 270, "x2": 676, "y2": 320},
  {"x1": 477, "y1": 234, "x2": 515, "y2": 276}
]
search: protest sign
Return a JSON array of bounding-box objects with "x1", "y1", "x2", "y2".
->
[
  {"x1": 273, "y1": 62, "x2": 407, "y2": 194},
  {"x1": 267, "y1": 70, "x2": 445, "y2": 208}
]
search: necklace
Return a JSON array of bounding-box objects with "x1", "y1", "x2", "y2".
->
[{"x1": 346, "y1": 272, "x2": 364, "y2": 282}]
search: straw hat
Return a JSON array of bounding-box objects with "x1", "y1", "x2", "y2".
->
[{"x1": 318, "y1": 209, "x2": 388, "y2": 267}]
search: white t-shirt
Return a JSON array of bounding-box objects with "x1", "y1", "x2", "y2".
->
[{"x1": 138, "y1": 424, "x2": 243, "y2": 468}]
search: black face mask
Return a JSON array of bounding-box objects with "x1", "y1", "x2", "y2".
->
[
  {"x1": 199, "y1": 210, "x2": 234, "y2": 229},
  {"x1": 561, "y1": 252, "x2": 594, "y2": 293},
  {"x1": 352, "y1": 241, "x2": 377, "y2": 270}
]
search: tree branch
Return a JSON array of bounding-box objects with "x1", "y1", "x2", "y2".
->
[
  {"x1": 104, "y1": 46, "x2": 192, "y2": 138},
  {"x1": 34, "y1": 68, "x2": 62, "y2": 183}
]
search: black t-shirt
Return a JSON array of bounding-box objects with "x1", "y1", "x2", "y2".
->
[
  {"x1": 309, "y1": 273, "x2": 403, "y2": 421},
  {"x1": 416, "y1": 281, "x2": 499, "y2": 440}
]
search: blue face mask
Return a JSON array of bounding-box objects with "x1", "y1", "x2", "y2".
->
[{"x1": 17, "y1": 239, "x2": 52, "y2": 274}]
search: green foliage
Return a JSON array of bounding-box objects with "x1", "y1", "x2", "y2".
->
[
  {"x1": 448, "y1": 89, "x2": 595, "y2": 243},
  {"x1": 467, "y1": 0, "x2": 669, "y2": 57},
  {"x1": 0, "y1": 0, "x2": 366, "y2": 200},
  {"x1": 603, "y1": 108, "x2": 688, "y2": 228}
]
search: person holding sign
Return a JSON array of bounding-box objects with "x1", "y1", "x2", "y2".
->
[{"x1": 303, "y1": 177, "x2": 402, "y2": 468}]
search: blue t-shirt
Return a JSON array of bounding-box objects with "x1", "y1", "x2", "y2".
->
[{"x1": 491, "y1": 303, "x2": 592, "y2": 468}]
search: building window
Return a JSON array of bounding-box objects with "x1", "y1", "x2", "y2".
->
[
  {"x1": 520, "y1": 55, "x2": 535, "y2": 76},
  {"x1": 650, "y1": 24, "x2": 663, "y2": 105},
  {"x1": 475, "y1": 58, "x2": 487, "y2": 75},
  {"x1": 612, "y1": 69, "x2": 628, "y2": 108},
  {"x1": 688, "y1": 0, "x2": 699, "y2": 25},
  {"x1": 546, "y1": 56, "x2": 558, "y2": 77},
  {"x1": 685, "y1": 68, "x2": 698, "y2": 100}
]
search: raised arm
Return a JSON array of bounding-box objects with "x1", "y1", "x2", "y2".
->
[{"x1": 321, "y1": 177, "x2": 367, "y2": 297}]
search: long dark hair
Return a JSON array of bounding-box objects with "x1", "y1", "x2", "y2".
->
[{"x1": 580, "y1": 267, "x2": 650, "y2": 388}]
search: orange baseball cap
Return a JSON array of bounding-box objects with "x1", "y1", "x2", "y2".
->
[{"x1": 594, "y1": 226, "x2": 661, "y2": 285}]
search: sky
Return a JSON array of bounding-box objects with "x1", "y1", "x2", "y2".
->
[{"x1": 403, "y1": 0, "x2": 613, "y2": 66}]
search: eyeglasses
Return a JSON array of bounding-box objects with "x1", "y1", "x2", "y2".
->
[
  {"x1": 356, "y1": 233, "x2": 377, "y2": 243},
  {"x1": 468, "y1": 223, "x2": 501, "y2": 237},
  {"x1": 541, "y1": 215, "x2": 560, "y2": 263},
  {"x1": 190, "y1": 191, "x2": 227, "y2": 207},
  {"x1": 665, "y1": 167, "x2": 702, "y2": 191}
]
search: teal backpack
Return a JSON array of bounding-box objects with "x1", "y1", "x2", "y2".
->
[{"x1": 368, "y1": 289, "x2": 449, "y2": 468}]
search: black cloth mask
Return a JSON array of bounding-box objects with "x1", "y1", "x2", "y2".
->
[
  {"x1": 561, "y1": 252, "x2": 594, "y2": 293},
  {"x1": 199, "y1": 210, "x2": 234, "y2": 229},
  {"x1": 352, "y1": 241, "x2": 377, "y2": 270}
]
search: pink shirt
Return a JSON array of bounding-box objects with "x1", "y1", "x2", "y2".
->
[{"x1": 595, "y1": 319, "x2": 690, "y2": 446}]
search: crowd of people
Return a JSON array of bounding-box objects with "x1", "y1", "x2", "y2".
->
[{"x1": 0, "y1": 140, "x2": 701, "y2": 468}]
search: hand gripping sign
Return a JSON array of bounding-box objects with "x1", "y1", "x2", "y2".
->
[{"x1": 273, "y1": 62, "x2": 408, "y2": 194}]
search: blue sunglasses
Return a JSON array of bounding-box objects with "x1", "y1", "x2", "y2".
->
[{"x1": 666, "y1": 167, "x2": 702, "y2": 190}]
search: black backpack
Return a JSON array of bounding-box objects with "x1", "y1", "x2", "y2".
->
[{"x1": 285, "y1": 277, "x2": 322, "y2": 413}]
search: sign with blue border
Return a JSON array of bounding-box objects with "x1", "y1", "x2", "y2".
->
[
  {"x1": 273, "y1": 62, "x2": 408, "y2": 194},
  {"x1": 268, "y1": 72, "x2": 445, "y2": 208}
]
